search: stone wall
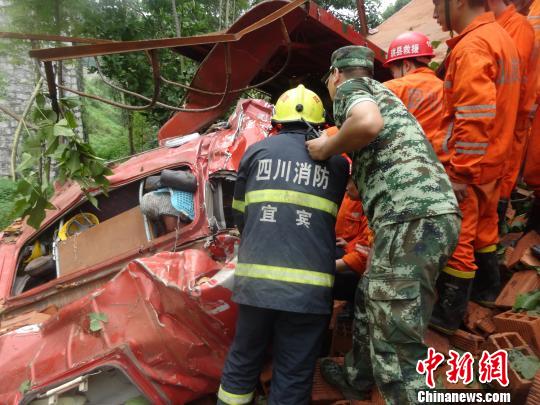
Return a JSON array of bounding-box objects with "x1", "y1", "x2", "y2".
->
[{"x1": 0, "y1": 0, "x2": 81, "y2": 178}]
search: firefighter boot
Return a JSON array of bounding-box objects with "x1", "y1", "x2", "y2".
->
[
  {"x1": 429, "y1": 270, "x2": 473, "y2": 335},
  {"x1": 526, "y1": 198, "x2": 540, "y2": 234},
  {"x1": 320, "y1": 358, "x2": 370, "y2": 400},
  {"x1": 470, "y1": 251, "x2": 501, "y2": 307},
  {"x1": 497, "y1": 199, "x2": 508, "y2": 235}
]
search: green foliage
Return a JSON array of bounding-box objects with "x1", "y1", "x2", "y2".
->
[
  {"x1": 0, "y1": 178, "x2": 17, "y2": 230},
  {"x1": 88, "y1": 311, "x2": 108, "y2": 332},
  {"x1": 316, "y1": 0, "x2": 382, "y2": 29},
  {"x1": 381, "y1": 0, "x2": 412, "y2": 20},
  {"x1": 18, "y1": 379, "x2": 31, "y2": 394},
  {"x1": 513, "y1": 289, "x2": 540, "y2": 312},
  {"x1": 12, "y1": 96, "x2": 113, "y2": 229},
  {"x1": 508, "y1": 349, "x2": 540, "y2": 380}
]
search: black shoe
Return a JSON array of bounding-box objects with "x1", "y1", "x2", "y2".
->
[
  {"x1": 430, "y1": 270, "x2": 473, "y2": 335},
  {"x1": 497, "y1": 199, "x2": 509, "y2": 235},
  {"x1": 471, "y1": 251, "x2": 501, "y2": 307},
  {"x1": 319, "y1": 358, "x2": 370, "y2": 400}
]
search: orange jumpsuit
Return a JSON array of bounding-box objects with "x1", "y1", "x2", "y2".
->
[
  {"x1": 335, "y1": 197, "x2": 372, "y2": 274},
  {"x1": 432, "y1": 12, "x2": 521, "y2": 276},
  {"x1": 326, "y1": 126, "x2": 373, "y2": 274},
  {"x1": 384, "y1": 67, "x2": 444, "y2": 142},
  {"x1": 497, "y1": 4, "x2": 537, "y2": 199},
  {"x1": 523, "y1": 0, "x2": 540, "y2": 198}
]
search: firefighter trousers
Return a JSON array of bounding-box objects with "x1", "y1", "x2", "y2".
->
[{"x1": 218, "y1": 304, "x2": 329, "y2": 405}]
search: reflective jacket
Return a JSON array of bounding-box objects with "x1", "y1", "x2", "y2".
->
[
  {"x1": 432, "y1": 12, "x2": 521, "y2": 184},
  {"x1": 497, "y1": 4, "x2": 536, "y2": 122},
  {"x1": 530, "y1": 0, "x2": 540, "y2": 118},
  {"x1": 232, "y1": 130, "x2": 348, "y2": 314},
  {"x1": 335, "y1": 197, "x2": 372, "y2": 274},
  {"x1": 384, "y1": 67, "x2": 444, "y2": 143}
]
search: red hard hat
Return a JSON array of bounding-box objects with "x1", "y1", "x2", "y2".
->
[{"x1": 384, "y1": 31, "x2": 435, "y2": 66}]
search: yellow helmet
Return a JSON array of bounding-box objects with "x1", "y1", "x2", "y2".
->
[
  {"x1": 272, "y1": 84, "x2": 325, "y2": 125},
  {"x1": 58, "y1": 213, "x2": 99, "y2": 241}
]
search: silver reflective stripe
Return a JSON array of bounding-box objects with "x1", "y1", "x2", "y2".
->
[
  {"x1": 455, "y1": 141, "x2": 488, "y2": 148},
  {"x1": 444, "y1": 80, "x2": 452, "y2": 89},
  {"x1": 456, "y1": 148, "x2": 486, "y2": 155},
  {"x1": 528, "y1": 15, "x2": 540, "y2": 20},
  {"x1": 456, "y1": 112, "x2": 496, "y2": 119},
  {"x1": 530, "y1": 104, "x2": 538, "y2": 119},
  {"x1": 455, "y1": 104, "x2": 496, "y2": 111},
  {"x1": 442, "y1": 121, "x2": 454, "y2": 154}
]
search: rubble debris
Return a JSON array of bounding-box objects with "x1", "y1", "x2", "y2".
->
[
  {"x1": 496, "y1": 270, "x2": 540, "y2": 308},
  {"x1": 0, "y1": 219, "x2": 23, "y2": 243},
  {"x1": 463, "y1": 301, "x2": 497, "y2": 336},
  {"x1": 449, "y1": 329, "x2": 485, "y2": 356},
  {"x1": 330, "y1": 315, "x2": 353, "y2": 357},
  {"x1": 483, "y1": 332, "x2": 536, "y2": 402},
  {"x1": 506, "y1": 231, "x2": 540, "y2": 269},
  {"x1": 526, "y1": 371, "x2": 540, "y2": 405},
  {"x1": 0, "y1": 310, "x2": 50, "y2": 334},
  {"x1": 494, "y1": 310, "x2": 540, "y2": 356},
  {"x1": 424, "y1": 328, "x2": 451, "y2": 356}
]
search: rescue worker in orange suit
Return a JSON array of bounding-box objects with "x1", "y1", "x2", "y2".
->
[
  {"x1": 487, "y1": 0, "x2": 537, "y2": 231},
  {"x1": 523, "y1": 0, "x2": 540, "y2": 235},
  {"x1": 383, "y1": 31, "x2": 444, "y2": 142},
  {"x1": 218, "y1": 85, "x2": 348, "y2": 405},
  {"x1": 430, "y1": 0, "x2": 521, "y2": 334},
  {"x1": 334, "y1": 178, "x2": 373, "y2": 301}
]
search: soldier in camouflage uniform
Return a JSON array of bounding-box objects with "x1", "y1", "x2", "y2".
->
[{"x1": 306, "y1": 46, "x2": 462, "y2": 404}]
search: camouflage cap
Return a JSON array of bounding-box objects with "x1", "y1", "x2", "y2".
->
[{"x1": 330, "y1": 46, "x2": 374, "y2": 72}]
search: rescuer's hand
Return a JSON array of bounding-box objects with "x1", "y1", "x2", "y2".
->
[
  {"x1": 336, "y1": 237, "x2": 347, "y2": 247},
  {"x1": 306, "y1": 132, "x2": 330, "y2": 160},
  {"x1": 451, "y1": 181, "x2": 468, "y2": 202},
  {"x1": 354, "y1": 244, "x2": 370, "y2": 256}
]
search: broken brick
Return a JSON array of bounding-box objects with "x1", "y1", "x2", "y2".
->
[
  {"x1": 449, "y1": 329, "x2": 485, "y2": 356},
  {"x1": 526, "y1": 371, "x2": 540, "y2": 405},
  {"x1": 330, "y1": 301, "x2": 347, "y2": 330},
  {"x1": 494, "y1": 311, "x2": 540, "y2": 356},
  {"x1": 506, "y1": 231, "x2": 540, "y2": 269},
  {"x1": 500, "y1": 232, "x2": 523, "y2": 248},
  {"x1": 463, "y1": 301, "x2": 496, "y2": 336},
  {"x1": 424, "y1": 328, "x2": 451, "y2": 356},
  {"x1": 330, "y1": 317, "x2": 353, "y2": 357},
  {"x1": 483, "y1": 332, "x2": 536, "y2": 402},
  {"x1": 370, "y1": 387, "x2": 386, "y2": 405},
  {"x1": 495, "y1": 270, "x2": 540, "y2": 308},
  {"x1": 311, "y1": 358, "x2": 345, "y2": 404}
]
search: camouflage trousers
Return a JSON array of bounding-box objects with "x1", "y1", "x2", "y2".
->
[{"x1": 344, "y1": 213, "x2": 461, "y2": 405}]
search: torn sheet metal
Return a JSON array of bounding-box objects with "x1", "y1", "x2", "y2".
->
[{"x1": 0, "y1": 251, "x2": 237, "y2": 404}]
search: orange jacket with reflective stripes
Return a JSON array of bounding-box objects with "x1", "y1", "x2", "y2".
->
[
  {"x1": 497, "y1": 4, "x2": 536, "y2": 118},
  {"x1": 384, "y1": 67, "x2": 444, "y2": 143},
  {"x1": 529, "y1": 0, "x2": 540, "y2": 112},
  {"x1": 335, "y1": 197, "x2": 372, "y2": 274},
  {"x1": 432, "y1": 12, "x2": 521, "y2": 184}
]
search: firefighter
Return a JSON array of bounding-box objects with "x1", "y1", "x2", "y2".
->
[
  {"x1": 306, "y1": 46, "x2": 461, "y2": 404},
  {"x1": 487, "y1": 0, "x2": 536, "y2": 232},
  {"x1": 523, "y1": 0, "x2": 540, "y2": 234},
  {"x1": 430, "y1": 0, "x2": 521, "y2": 333},
  {"x1": 217, "y1": 85, "x2": 349, "y2": 405},
  {"x1": 383, "y1": 31, "x2": 444, "y2": 142}
]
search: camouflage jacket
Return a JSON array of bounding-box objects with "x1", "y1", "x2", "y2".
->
[{"x1": 333, "y1": 78, "x2": 460, "y2": 230}]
